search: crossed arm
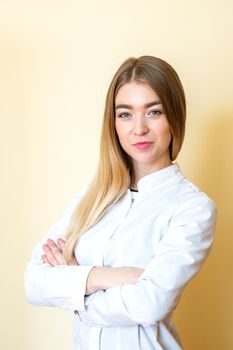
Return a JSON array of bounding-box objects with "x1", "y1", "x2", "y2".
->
[
  {"x1": 25, "y1": 193, "x2": 216, "y2": 327},
  {"x1": 42, "y1": 238, "x2": 144, "y2": 295}
]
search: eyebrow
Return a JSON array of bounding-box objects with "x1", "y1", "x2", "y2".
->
[{"x1": 115, "y1": 100, "x2": 162, "y2": 110}]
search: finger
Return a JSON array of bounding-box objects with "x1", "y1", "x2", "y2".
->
[
  {"x1": 57, "y1": 238, "x2": 66, "y2": 253},
  {"x1": 43, "y1": 244, "x2": 57, "y2": 265},
  {"x1": 43, "y1": 244, "x2": 58, "y2": 266},
  {"x1": 42, "y1": 254, "x2": 49, "y2": 264},
  {"x1": 47, "y1": 239, "x2": 65, "y2": 265},
  {"x1": 57, "y1": 238, "x2": 79, "y2": 266}
]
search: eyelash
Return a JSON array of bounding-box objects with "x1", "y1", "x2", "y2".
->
[
  {"x1": 117, "y1": 110, "x2": 162, "y2": 119},
  {"x1": 118, "y1": 112, "x2": 131, "y2": 119},
  {"x1": 147, "y1": 110, "x2": 162, "y2": 116}
]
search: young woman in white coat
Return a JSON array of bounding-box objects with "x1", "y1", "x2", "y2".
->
[{"x1": 25, "y1": 56, "x2": 217, "y2": 350}]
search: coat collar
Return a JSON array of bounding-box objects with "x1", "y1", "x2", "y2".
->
[{"x1": 136, "y1": 163, "x2": 184, "y2": 192}]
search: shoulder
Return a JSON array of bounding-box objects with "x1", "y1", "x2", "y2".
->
[
  {"x1": 176, "y1": 176, "x2": 216, "y2": 211},
  {"x1": 169, "y1": 176, "x2": 217, "y2": 232}
]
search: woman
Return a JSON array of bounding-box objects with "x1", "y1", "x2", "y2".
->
[{"x1": 25, "y1": 56, "x2": 217, "y2": 350}]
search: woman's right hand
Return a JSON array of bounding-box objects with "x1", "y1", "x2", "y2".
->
[
  {"x1": 86, "y1": 266, "x2": 144, "y2": 295},
  {"x1": 42, "y1": 238, "x2": 78, "y2": 266}
]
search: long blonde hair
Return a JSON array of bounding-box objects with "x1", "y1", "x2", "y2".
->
[{"x1": 64, "y1": 56, "x2": 186, "y2": 262}]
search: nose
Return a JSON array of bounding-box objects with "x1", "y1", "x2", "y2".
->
[{"x1": 133, "y1": 117, "x2": 149, "y2": 136}]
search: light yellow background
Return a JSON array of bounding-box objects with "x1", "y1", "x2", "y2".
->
[{"x1": 1, "y1": 0, "x2": 232, "y2": 349}]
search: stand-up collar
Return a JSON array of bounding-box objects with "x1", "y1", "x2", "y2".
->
[{"x1": 137, "y1": 163, "x2": 184, "y2": 192}]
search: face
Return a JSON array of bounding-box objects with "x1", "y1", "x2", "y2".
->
[{"x1": 115, "y1": 82, "x2": 172, "y2": 177}]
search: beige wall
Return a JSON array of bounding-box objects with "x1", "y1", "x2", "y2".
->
[{"x1": 1, "y1": 0, "x2": 232, "y2": 349}]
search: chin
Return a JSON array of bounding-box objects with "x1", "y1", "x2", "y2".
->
[{"x1": 132, "y1": 154, "x2": 171, "y2": 168}]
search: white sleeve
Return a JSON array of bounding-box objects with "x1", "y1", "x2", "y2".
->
[
  {"x1": 77, "y1": 195, "x2": 217, "y2": 327},
  {"x1": 24, "y1": 185, "x2": 95, "y2": 312}
]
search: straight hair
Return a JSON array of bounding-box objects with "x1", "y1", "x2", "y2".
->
[{"x1": 64, "y1": 56, "x2": 186, "y2": 262}]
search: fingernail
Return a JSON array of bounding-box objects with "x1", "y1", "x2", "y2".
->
[{"x1": 48, "y1": 240, "x2": 56, "y2": 248}]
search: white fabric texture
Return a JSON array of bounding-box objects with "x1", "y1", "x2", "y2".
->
[{"x1": 24, "y1": 163, "x2": 217, "y2": 350}]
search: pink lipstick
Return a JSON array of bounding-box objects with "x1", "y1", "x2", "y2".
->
[{"x1": 133, "y1": 142, "x2": 152, "y2": 150}]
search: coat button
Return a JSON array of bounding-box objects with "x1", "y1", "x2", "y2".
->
[{"x1": 74, "y1": 310, "x2": 79, "y2": 315}]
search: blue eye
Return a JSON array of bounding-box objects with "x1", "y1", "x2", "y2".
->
[
  {"x1": 148, "y1": 110, "x2": 162, "y2": 116},
  {"x1": 118, "y1": 112, "x2": 131, "y2": 118}
]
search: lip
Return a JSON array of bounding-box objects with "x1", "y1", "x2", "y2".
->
[{"x1": 133, "y1": 141, "x2": 153, "y2": 150}]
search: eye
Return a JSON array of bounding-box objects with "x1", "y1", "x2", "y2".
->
[
  {"x1": 118, "y1": 112, "x2": 131, "y2": 119},
  {"x1": 147, "y1": 110, "x2": 162, "y2": 117}
]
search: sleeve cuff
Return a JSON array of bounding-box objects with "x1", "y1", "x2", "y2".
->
[{"x1": 71, "y1": 265, "x2": 95, "y2": 311}]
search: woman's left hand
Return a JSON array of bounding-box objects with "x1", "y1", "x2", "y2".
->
[{"x1": 42, "y1": 238, "x2": 78, "y2": 266}]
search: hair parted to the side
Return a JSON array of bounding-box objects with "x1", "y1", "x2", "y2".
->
[{"x1": 64, "y1": 56, "x2": 186, "y2": 262}]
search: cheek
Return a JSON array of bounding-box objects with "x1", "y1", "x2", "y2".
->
[
  {"x1": 115, "y1": 119, "x2": 120, "y2": 136},
  {"x1": 164, "y1": 126, "x2": 172, "y2": 141},
  {"x1": 115, "y1": 122, "x2": 128, "y2": 144},
  {"x1": 156, "y1": 122, "x2": 172, "y2": 143}
]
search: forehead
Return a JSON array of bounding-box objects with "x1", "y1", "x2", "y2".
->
[{"x1": 115, "y1": 82, "x2": 159, "y2": 106}]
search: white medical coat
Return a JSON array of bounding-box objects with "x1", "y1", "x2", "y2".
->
[{"x1": 24, "y1": 163, "x2": 217, "y2": 350}]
